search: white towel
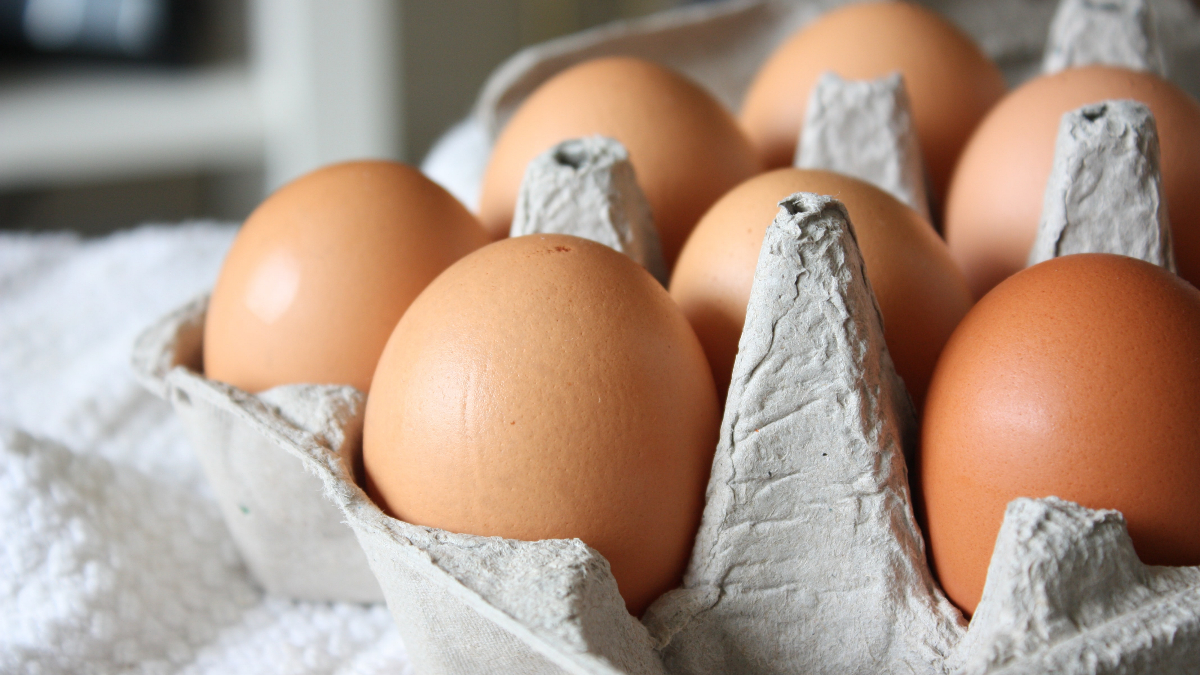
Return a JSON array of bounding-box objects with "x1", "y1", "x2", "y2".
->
[{"x1": 0, "y1": 223, "x2": 412, "y2": 675}]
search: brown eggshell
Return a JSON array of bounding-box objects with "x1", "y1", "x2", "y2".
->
[
  {"x1": 204, "y1": 160, "x2": 491, "y2": 393},
  {"x1": 477, "y1": 57, "x2": 761, "y2": 268},
  {"x1": 362, "y1": 234, "x2": 721, "y2": 617},
  {"x1": 669, "y1": 168, "x2": 973, "y2": 410},
  {"x1": 920, "y1": 254, "x2": 1200, "y2": 616},
  {"x1": 738, "y1": 1, "x2": 1007, "y2": 207},
  {"x1": 944, "y1": 65, "x2": 1200, "y2": 299}
]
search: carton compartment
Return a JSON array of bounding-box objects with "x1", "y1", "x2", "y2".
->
[{"x1": 132, "y1": 298, "x2": 383, "y2": 603}]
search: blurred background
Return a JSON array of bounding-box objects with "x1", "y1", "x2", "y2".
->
[{"x1": 0, "y1": 0, "x2": 688, "y2": 234}]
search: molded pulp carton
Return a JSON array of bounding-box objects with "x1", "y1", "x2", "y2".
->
[{"x1": 133, "y1": 0, "x2": 1200, "y2": 672}]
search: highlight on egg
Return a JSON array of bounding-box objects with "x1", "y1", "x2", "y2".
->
[
  {"x1": 203, "y1": 160, "x2": 491, "y2": 394},
  {"x1": 919, "y1": 253, "x2": 1200, "y2": 615},
  {"x1": 362, "y1": 233, "x2": 721, "y2": 617},
  {"x1": 478, "y1": 56, "x2": 761, "y2": 268}
]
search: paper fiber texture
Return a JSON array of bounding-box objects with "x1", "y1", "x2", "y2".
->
[
  {"x1": 1028, "y1": 100, "x2": 1175, "y2": 270},
  {"x1": 130, "y1": 297, "x2": 383, "y2": 603},
  {"x1": 950, "y1": 497, "x2": 1200, "y2": 674},
  {"x1": 289, "y1": 192, "x2": 968, "y2": 674},
  {"x1": 1043, "y1": 0, "x2": 1166, "y2": 76},
  {"x1": 796, "y1": 72, "x2": 931, "y2": 220},
  {"x1": 511, "y1": 136, "x2": 669, "y2": 286},
  {"x1": 379, "y1": 0, "x2": 1197, "y2": 672},
  {"x1": 264, "y1": 405, "x2": 666, "y2": 675},
  {"x1": 645, "y1": 193, "x2": 961, "y2": 673}
]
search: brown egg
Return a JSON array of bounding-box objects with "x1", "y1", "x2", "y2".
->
[
  {"x1": 944, "y1": 65, "x2": 1200, "y2": 299},
  {"x1": 478, "y1": 57, "x2": 761, "y2": 268},
  {"x1": 670, "y1": 168, "x2": 972, "y2": 410},
  {"x1": 738, "y1": 1, "x2": 1007, "y2": 207},
  {"x1": 363, "y1": 234, "x2": 721, "y2": 617},
  {"x1": 920, "y1": 254, "x2": 1200, "y2": 616},
  {"x1": 204, "y1": 160, "x2": 490, "y2": 393}
]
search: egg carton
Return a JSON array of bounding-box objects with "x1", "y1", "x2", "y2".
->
[
  {"x1": 277, "y1": 128, "x2": 1199, "y2": 675},
  {"x1": 130, "y1": 0, "x2": 1200, "y2": 670},
  {"x1": 295, "y1": 92, "x2": 1196, "y2": 675},
  {"x1": 1027, "y1": 98, "x2": 1174, "y2": 269},
  {"x1": 510, "y1": 135, "x2": 669, "y2": 286},
  {"x1": 131, "y1": 302, "x2": 383, "y2": 603}
]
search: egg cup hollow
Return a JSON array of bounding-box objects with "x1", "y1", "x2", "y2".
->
[{"x1": 131, "y1": 295, "x2": 383, "y2": 603}]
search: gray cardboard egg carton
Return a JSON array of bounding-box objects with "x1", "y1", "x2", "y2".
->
[
  {"x1": 130, "y1": 302, "x2": 383, "y2": 603},
  {"x1": 130, "y1": 0, "x2": 1200, "y2": 671}
]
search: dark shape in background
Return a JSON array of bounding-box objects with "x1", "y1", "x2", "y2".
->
[{"x1": 0, "y1": 0, "x2": 199, "y2": 64}]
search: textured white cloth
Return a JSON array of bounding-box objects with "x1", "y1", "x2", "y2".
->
[{"x1": 0, "y1": 223, "x2": 412, "y2": 674}]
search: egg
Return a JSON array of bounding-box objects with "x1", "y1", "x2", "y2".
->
[
  {"x1": 362, "y1": 234, "x2": 721, "y2": 616},
  {"x1": 738, "y1": 1, "x2": 1007, "y2": 208},
  {"x1": 670, "y1": 168, "x2": 972, "y2": 410},
  {"x1": 204, "y1": 160, "x2": 491, "y2": 393},
  {"x1": 477, "y1": 57, "x2": 761, "y2": 268},
  {"x1": 920, "y1": 253, "x2": 1200, "y2": 616},
  {"x1": 944, "y1": 65, "x2": 1200, "y2": 299}
]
